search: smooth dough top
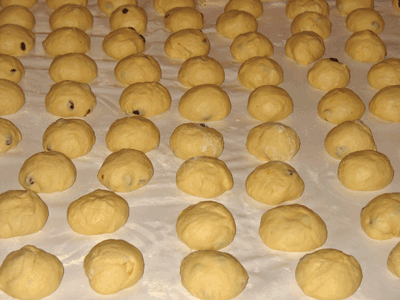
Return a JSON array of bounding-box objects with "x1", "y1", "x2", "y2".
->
[
  {"x1": 286, "y1": 0, "x2": 330, "y2": 19},
  {"x1": 102, "y1": 27, "x2": 146, "y2": 60},
  {"x1": 164, "y1": 29, "x2": 210, "y2": 60},
  {"x1": 0, "y1": 78, "x2": 25, "y2": 116},
  {"x1": 216, "y1": 10, "x2": 258, "y2": 39},
  {"x1": 285, "y1": 31, "x2": 325, "y2": 66},
  {"x1": 345, "y1": 30, "x2": 386, "y2": 63},
  {"x1": 369, "y1": 85, "x2": 400, "y2": 122},
  {"x1": 97, "y1": 0, "x2": 137, "y2": 15},
  {"x1": 109, "y1": 5, "x2": 147, "y2": 34},
  {"x1": 291, "y1": 11, "x2": 332, "y2": 39},
  {"x1": 336, "y1": 0, "x2": 374, "y2": 16},
  {"x1": 307, "y1": 58, "x2": 350, "y2": 91},
  {"x1": 0, "y1": 54, "x2": 24, "y2": 83},
  {"x1": 224, "y1": 0, "x2": 264, "y2": 19},
  {"x1": 164, "y1": 7, "x2": 204, "y2": 32},
  {"x1": 388, "y1": 242, "x2": 400, "y2": 277},
  {"x1": 46, "y1": 0, "x2": 88, "y2": 9},
  {"x1": 42, "y1": 27, "x2": 90, "y2": 57},
  {"x1": 0, "y1": 117, "x2": 22, "y2": 153},
  {"x1": 153, "y1": 0, "x2": 196, "y2": 15},
  {"x1": 0, "y1": 24, "x2": 35, "y2": 56},
  {"x1": 345, "y1": 8, "x2": 384, "y2": 35},
  {"x1": 0, "y1": 5, "x2": 36, "y2": 30},
  {"x1": 49, "y1": 4, "x2": 93, "y2": 31},
  {"x1": 230, "y1": 31, "x2": 274, "y2": 62},
  {"x1": 0, "y1": 0, "x2": 37, "y2": 8},
  {"x1": 49, "y1": 53, "x2": 98, "y2": 83},
  {"x1": 367, "y1": 58, "x2": 400, "y2": 90}
]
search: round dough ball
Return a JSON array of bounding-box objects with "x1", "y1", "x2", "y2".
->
[
  {"x1": 153, "y1": 0, "x2": 196, "y2": 15},
  {"x1": 369, "y1": 85, "x2": 400, "y2": 122},
  {"x1": 178, "y1": 55, "x2": 225, "y2": 88},
  {"x1": 0, "y1": 0, "x2": 37, "y2": 8},
  {"x1": 83, "y1": 239, "x2": 144, "y2": 295},
  {"x1": 114, "y1": 54, "x2": 161, "y2": 86},
  {"x1": 336, "y1": 0, "x2": 374, "y2": 16},
  {"x1": 224, "y1": 0, "x2": 264, "y2": 19},
  {"x1": 324, "y1": 120, "x2": 377, "y2": 160},
  {"x1": 394, "y1": 0, "x2": 400, "y2": 12},
  {"x1": 119, "y1": 82, "x2": 171, "y2": 117},
  {"x1": 337, "y1": 150, "x2": 394, "y2": 191},
  {"x1": 97, "y1": 148, "x2": 154, "y2": 192},
  {"x1": 216, "y1": 10, "x2": 258, "y2": 39},
  {"x1": 246, "y1": 161, "x2": 304, "y2": 205},
  {"x1": 42, "y1": 118, "x2": 96, "y2": 159},
  {"x1": 97, "y1": 0, "x2": 137, "y2": 15},
  {"x1": 178, "y1": 84, "x2": 231, "y2": 122},
  {"x1": 102, "y1": 27, "x2": 145, "y2": 60},
  {"x1": 345, "y1": 8, "x2": 384, "y2": 35},
  {"x1": 176, "y1": 156, "x2": 233, "y2": 198},
  {"x1": 164, "y1": 7, "x2": 203, "y2": 33},
  {"x1": 0, "y1": 54, "x2": 24, "y2": 83},
  {"x1": 259, "y1": 204, "x2": 327, "y2": 252},
  {"x1": 307, "y1": 58, "x2": 350, "y2": 91},
  {"x1": 0, "y1": 190, "x2": 48, "y2": 239},
  {"x1": 180, "y1": 250, "x2": 248, "y2": 300},
  {"x1": 247, "y1": 85, "x2": 293, "y2": 122},
  {"x1": 317, "y1": 88, "x2": 365, "y2": 124},
  {"x1": 0, "y1": 24, "x2": 35, "y2": 56},
  {"x1": 45, "y1": 81, "x2": 96, "y2": 118},
  {"x1": 291, "y1": 11, "x2": 332, "y2": 39},
  {"x1": 0, "y1": 117, "x2": 21, "y2": 153},
  {"x1": 230, "y1": 31, "x2": 274, "y2": 62},
  {"x1": 67, "y1": 189, "x2": 129, "y2": 235},
  {"x1": 42, "y1": 27, "x2": 90, "y2": 57},
  {"x1": 169, "y1": 123, "x2": 224, "y2": 160},
  {"x1": 0, "y1": 245, "x2": 64, "y2": 300},
  {"x1": 238, "y1": 57, "x2": 283, "y2": 89},
  {"x1": 246, "y1": 122, "x2": 300, "y2": 162},
  {"x1": 164, "y1": 29, "x2": 210, "y2": 60},
  {"x1": 49, "y1": 53, "x2": 97, "y2": 83},
  {"x1": 296, "y1": 249, "x2": 362, "y2": 300},
  {"x1": 176, "y1": 201, "x2": 236, "y2": 250},
  {"x1": 388, "y1": 242, "x2": 400, "y2": 277},
  {"x1": 109, "y1": 5, "x2": 147, "y2": 34},
  {"x1": 285, "y1": 31, "x2": 325, "y2": 65},
  {"x1": 0, "y1": 5, "x2": 35, "y2": 30},
  {"x1": 105, "y1": 116, "x2": 160, "y2": 153},
  {"x1": 345, "y1": 30, "x2": 386, "y2": 63},
  {"x1": 360, "y1": 193, "x2": 400, "y2": 240},
  {"x1": 0, "y1": 78, "x2": 25, "y2": 115},
  {"x1": 46, "y1": 0, "x2": 87, "y2": 9},
  {"x1": 286, "y1": 0, "x2": 330, "y2": 19},
  {"x1": 49, "y1": 4, "x2": 93, "y2": 31},
  {"x1": 368, "y1": 58, "x2": 400, "y2": 90}
]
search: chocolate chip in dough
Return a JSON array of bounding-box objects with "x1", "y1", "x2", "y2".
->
[{"x1": 20, "y1": 42, "x2": 26, "y2": 51}]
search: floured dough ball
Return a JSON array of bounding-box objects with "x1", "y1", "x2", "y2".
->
[
  {"x1": 114, "y1": 54, "x2": 161, "y2": 86},
  {"x1": 0, "y1": 79, "x2": 25, "y2": 115},
  {"x1": 49, "y1": 4, "x2": 93, "y2": 31},
  {"x1": 18, "y1": 151, "x2": 77, "y2": 193},
  {"x1": 0, "y1": 190, "x2": 48, "y2": 238},
  {"x1": 307, "y1": 58, "x2": 350, "y2": 91},
  {"x1": 336, "y1": 0, "x2": 374, "y2": 16},
  {"x1": 178, "y1": 84, "x2": 231, "y2": 122},
  {"x1": 0, "y1": 5, "x2": 35, "y2": 30},
  {"x1": 49, "y1": 53, "x2": 97, "y2": 83},
  {"x1": 388, "y1": 242, "x2": 400, "y2": 277},
  {"x1": 42, "y1": 27, "x2": 90, "y2": 57},
  {"x1": 45, "y1": 81, "x2": 96, "y2": 118},
  {"x1": 164, "y1": 29, "x2": 210, "y2": 60},
  {"x1": 325, "y1": 120, "x2": 377, "y2": 160},
  {"x1": 317, "y1": 88, "x2": 365, "y2": 124},
  {"x1": 216, "y1": 10, "x2": 258, "y2": 39},
  {"x1": 178, "y1": 56, "x2": 225, "y2": 88},
  {"x1": 109, "y1": 5, "x2": 147, "y2": 33},
  {"x1": 83, "y1": 239, "x2": 144, "y2": 295},
  {"x1": 170, "y1": 123, "x2": 224, "y2": 160},
  {"x1": 176, "y1": 156, "x2": 233, "y2": 198},
  {"x1": 97, "y1": 149, "x2": 154, "y2": 192},
  {"x1": 296, "y1": 249, "x2": 362, "y2": 300},
  {"x1": 369, "y1": 85, "x2": 400, "y2": 122},
  {"x1": 291, "y1": 11, "x2": 332, "y2": 39},
  {"x1": 176, "y1": 201, "x2": 236, "y2": 250},
  {"x1": 46, "y1": 0, "x2": 87, "y2": 9},
  {"x1": 345, "y1": 8, "x2": 384, "y2": 35},
  {"x1": 0, "y1": 245, "x2": 64, "y2": 300},
  {"x1": 0, "y1": 0, "x2": 37, "y2": 8},
  {"x1": 394, "y1": 0, "x2": 400, "y2": 12},
  {"x1": 345, "y1": 30, "x2": 386, "y2": 63},
  {"x1": 368, "y1": 58, "x2": 400, "y2": 90},
  {"x1": 42, "y1": 118, "x2": 96, "y2": 159},
  {"x1": 0, "y1": 117, "x2": 21, "y2": 153},
  {"x1": 105, "y1": 116, "x2": 160, "y2": 153},
  {"x1": 285, "y1": 31, "x2": 325, "y2": 65},
  {"x1": 0, "y1": 54, "x2": 24, "y2": 83},
  {"x1": 230, "y1": 32, "x2": 273, "y2": 62},
  {"x1": 246, "y1": 122, "x2": 300, "y2": 161},
  {"x1": 119, "y1": 82, "x2": 171, "y2": 117},
  {"x1": 164, "y1": 7, "x2": 204, "y2": 32},
  {"x1": 180, "y1": 250, "x2": 248, "y2": 300},
  {"x1": 97, "y1": 0, "x2": 137, "y2": 15},
  {"x1": 238, "y1": 57, "x2": 283, "y2": 89},
  {"x1": 154, "y1": 0, "x2": 196, "y2": 15},
  {"x1": 102, "y1": 27, "x2": 145, "y2": 60},
  {"x1": 338, "y1": 150, "x2": 394, "y2": 191},
  {"x1": 67, "y1": 189, "x2": 129, "y2": 235},
  {"x1": 0, "y1": 24, "x2": 35, "y2": 56},
  {"x1": 224, "y1": 0, "x2": 264, "y2": 18},
  {"x1": 286, "y1": 0, "x2": 330, "y2": 19}
]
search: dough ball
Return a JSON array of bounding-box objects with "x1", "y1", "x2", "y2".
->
[
  {"x1": 216, "y1": 10, "x2": 258, "y2": 39},
  {"x1": 180, "y1": 250, "x2": 248, "y2": 300},
  {"x1": 0, "y1": 245, "x2": 63, "y2": 300},
  {"x1": 97, "y1": 148, "x2": 154, "y2": 192},
  {"x1": 164, "y1": 7, "x2": 204, "y2": 33},
  {"x1": 394, "y1": 0, "x2": 400, "y2": 12},
  {"x1": 0, "y1": 190, "x2": 48, "y2": 239},
  {"x1": 259, "y1": 204, "x2": 327, "y2": 252},
  {"x1": 345, "y1": 8, "x2": 384, "y2": 35},
  {"x1": 83, "y1": 239, "x2": 144, "y2": 295},
  {"x1": 49, "y1": 53, "x2": 97, "y2": 83},
  {"x1": 360, "y1": 193, "x2": 400, "y2": 240},
  {"x1": 0, "y1": 0, "x2": 37, "y2": 8},
  {"x1": 43, "y1": 27, "x2": 90, "y2": 57},
  {"x1": 246, "y1": 161, "x2": 304, "y2": 205},
  {"x1": 102, "y1": 27, "x2": 146, "y2": 60},
  {"x1": 388, "y1": 242, "x2": 400, "y2": 277},
  {"x1": 109, "y1": 5, "x2": 147, "y2": 34},
  {"x1": 285, "y1": 31, "x2": 325, "y2": 65},
  {"x1": 238, "y1": 57, "x2": 283, "y2": 89},
  {"x1": 0, "y1": 24, "x2": 35, "y2": 56},
  {"x1": 176, "y1": 156, "x2": 233, "y2": 198},
  {"x1": 119, "y1": 82, "x2": 171, "y2": 117},
  {"x1": 296, "y1": 249, "x2": 362, "y2": 300},
  {"x1": 114, "y1": 54, "x2": 161, "y2": 86},
  {"x1": 307, "y1": 58, "x2": 350, "y2": 91},
  {"x1": 345, "y1": 30, "x2": 386, "y2": 63},
  {"x1": 336, "y1": 0, "x2": 374, "y2": 16},
  {"x1": 42, "y1": 118, "x2": 96, "y2": 159},
  {"x1": 0, "y1": 54, "x2": 24, "y2": 83},
  {"x1": 324, "y1": 120, "x2": 377, "y2": 160},
  {"x1": 178, "y1": 55, "x2": 225, "y2": 88},
  {"x1": 246, "y1": 122, "x2": 300, "y2": 161},
  {"x1": 368, "y1": 58, "x2": 400, "y2": 90},
  {"x1": 97, "y1": 0, "x2": 137, "y2": 15},
  {"x1": 0, "y1": 117, "x2": 21, "y2": 153},
  {"x1": 291, "y1": 11, "x2": 332, "y2": 39},
  {"x1": 230, "y1": 31, "x2": 274, "y2": 62},
  {"x1": 153, "y1": 0, "x2": 196, "y2": 15},
  {"x1": 337, "y1": 150, "x2": 394, "y2": 191},
  {"x1": 46, "y1": 0, "x2": 87, "y2": 9},
  {"x1": 0, "y1": 78, "x2": 25, "y2": 115},
  {"x1": 45, "y1": 81, "x2": 96, "y2": 118},
  {"x1": 0, "y1": 5, "x2": 35, "y2": 30},
  {"x1": 178, "y1": 84, "x2": 231, "y2": 122},
  {"x1": 49, "y1": 4, "x2": 92, "y2": 31},
  {"x1": 105, "y1": 116, "x2": 160, "y2": 153},
  {"x1": 164, "y1": 29, "x2": 210, "y2": 60},
  {"x1": 286, "y1": 0, "x2": 330, "y2": 19},
  {"x1": 317, "y1": 88, "x2": 365, "y2": 124},
  {"x1": 369, "y1": 85, "x2": 400, "y2": 122},
  {"x1": 224, "y1": 0, "x2": 264, "y2": 19},
  {"x1": 176, "y1": 201, "x2": 236, "y2": 250},
  {"x1": 67, "y1": 189, "x2": 129, "y2": 235},
  {"x1": 170, "y1": 123, "x2": 224, "y2": 160}
]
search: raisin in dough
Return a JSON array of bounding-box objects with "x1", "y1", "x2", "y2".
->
[
  {"x1": 102, "y1": 27, "x2": 145, "y2": 60},
  {"x1": 368, "y1": 58, "x2": 400, "y2": 90},
  {"x1": 164, "y1": 29, "x2": 210, "y2": 60},
  {"x1": 216, "y1": 10, "x2": 258, "y2": 39},
  {"x1": 164, "y1": 7, "x2": 204, "y2": 33},
  {"x1": 97, "y1": 0, "x2": 137, "y2": 15},
  {"x1": 67, "y1": 189, "x2": 129, "y2": 235},
  {"x1": 49, "y1": 53, "x2": 97, "y2": 83},
  {"x1": 369, "y1": 85, "x2": 400, "y2": 122},
  {"x1": 0, "y1": 5, "x2": 35, "y2": 30},
  {"x1": 388, "y1": 242, "x2": 400, "y2": 277},
  {"x1": 42, "y1": 27, "x2": 90, "y2": 57},
  {"x1": 307, "y1": 58, "x2": 350, "y2": 91},
  {"x1": 291, "y1": 11, "x2": 332, "y2": 39},
  {"x1": 109, "y1": 5, "x2": 147, "y2": 34},
  {"x1": 285, "y1": 31, "x2": 325, "y2": 65},
  {"x1": 0, "y1": 24, "x2": 35, "y2": 56},
  {"x1": 336, "y1": 0, "x2": 374, "y2": 16},
  {"x1": 176, "y1": 201, "x2": 236, "y2": 250},
  {"x1": 286, "y1": 0, "x2": 330, "y2": 19},
  {"x1": 0, "y1": 190, "x2": 48, "y2": 239},
  {"x1": 238, "y1": 57, "x2": 283, "y2": 89},
  {"x1": 224, "y1": 0, "x2": 264, "y2": 19},
  {"x1": 345, "y1": 30, "x2": 386, "y2": 63},
  {"x1": 153, "y1": 0, "x2": 196, "y2": 15},
  {"x1": 49, "y1": 4, "x2": 93, "y2": 31},
  {"x1": 345, "y1": 8, "x2": 384, "y2": 35},
  {"x1": 0, "y1": 0, "x2": 37, "y2": 8},
  {"x1": 0, "y1": 54, "x2": 24, "y2": 83},
  {"x1": 46, "y1": 0, "x2": 87, "y2": 9},
  {"x1": 230, "y1": 31, "x2": 274, "y2": 62},
  {"x1": 0, "y1": 79, "x2": 25, "y2": 115},
  {"x1": 0, "y1": 117, "x2": 21, "y2": 153}
]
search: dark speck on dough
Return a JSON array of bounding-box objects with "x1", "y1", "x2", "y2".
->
[
  {"x1": 85, "y1": 109, "x2": 91, "y2": 116},
  {"x1": 5, "y1": 137, "x2": 11, "y2": 145},
  {"x1": 132, "y1": 110, "x2": 141, "y2": 115},
  {"x1": 46, "y1": 145, "x2": 52, "y2": 151},
  {"x1": 369, "y1": 219, "x2": 373, "y2": 225},
  {"x1": 122, "y1": 8, "x2": 128, "y2": 14},
  {"x1": 202, "y1": 38, "x2": 207, "y2": 43},
  {"x1": 288, "y1": 170, "x2": 294, "y2": 175},
  {"x1": 101, "y1": 174, "x2": 104, "y2": 179},
  {"x1": 128, "y1": 27, "x2": 136, "y2": 31},
  {"x1": 165, "y1": 13, "x2": 169, "y2": 18},
  {"x1": 329, "y1": 58, "x2": 339, "y2": 62},
  {"x1": 10, "y1": 69, "x2": 16, "y2": 73},
  {"x1": 398, "y1": 0, "x2": 400, "y2": 7},
  {"x1": 27, "y1": 177, "x2": 34, "y2": 185},
  {"x1": 199, "y1": 123, "x2": 207, "y2": 127},
  {"x1": 140, "y1": 35, "x2": 146, "y2": 43},
  {"x1": 68, "y1": 100, "x2": 74, "y2": 110},
  {"x1": 20, "y1": 42, "x2": 26, "y2": 51},
  {"x1": 201, "y1": 13, "x2": 204, "y2": 20},
  {"x1": 139, "y1": 179, "x2": 146, "y2": 184}
]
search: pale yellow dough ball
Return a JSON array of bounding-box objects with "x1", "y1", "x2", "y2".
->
[
  {"x1": 49, "y1": 4, "x2": 93, "y2": 31},
  {"x1": 286, "y1": 0, "x2": 330, "y2": 19},
  {"x1": 230, "y1": 31, "x2": 274, "y2": 62},
  {"x1": 0, "y1": 79, "x2": 25, "y2": 116},
  {"x1": 216, "y1": 10, "x2": 258, "y2": 39},
  {"x1": 0, "y1": 24, "x2": 35, "y2": 56},
  {"x1": 0, "y1": 5, "x2": 35, "y2": 30},
  {"x1": 0, "y1": 54, "x2": 24, "y2": 83},
  {"x1": 42, "y1": 27, "x2": 90, "y2": 57},
  {"x1": 0, "y1": 0, "x2": 37, "y2": 8},
  {"x1": 345, "y1": 30, "x2": 386, "y2": 63},
  {"x1": 368, "y1": 58, "x2": 400, "y2": 90},
  {"x1": 46, "y1": 0, "x2": 87, "y2": 10},
  {"x1": 224, "y1": 0, "x2": 264, "y2": 19},
  {"x1": 336, "y1": 0, "x2": 374, "y2": 16},
  {"x1": 307, "y1": 58, "x2": 350, "y2": 91},
  {"x1": 164, "y1": 29, "x2": 210, "y2": 60},
  {"x1": 0, "y1": 117, "x2": 21, "y2": 153},
  {"x1": 388, "y1": 242, "x2": 400, "y2": 277},
  {"x1": 109, "y1": 5, "x2": 147, "y2": 34},
  {"x1": 238, "y1": 57, "x2": 283, "y2": 89},
  {"x1": 345, "y1": 8, "x2": 384, "y2": 35},
  {"x1": 394, "y1": 0, "x2": 400, "y2": 12},
  {"x1": 97, "y1": 0, "x2": 137, "y2": 15},
  {"x1": 153, "y1": 0, "x2": 196, "y2": 15},
  {"x1": 291, "y1": 11, "x2": 332, "y2": 39},
  {"x1": 164, "y1": 7, "x2": 204, "y2": 32},
  {"x1": 49, "y1": 53, "x2": 97, "y2": 83},
  {"x1": 369, "y1": 85, "x2": 400, "y2": 122},
  {"x1": 102, "y1": 27, "x2": 146, "y2": 60},
  {"x1": 285, "y1": 31, "x2": 325, "y2": 65}
]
